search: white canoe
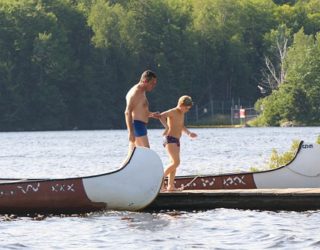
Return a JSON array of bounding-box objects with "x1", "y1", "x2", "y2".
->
[
  {"x1": 0, "y1": 147, "x2": 163, "y2": 214},
  {"x1": 169, "y1": 141, "x2": 320, "y2": 190}
]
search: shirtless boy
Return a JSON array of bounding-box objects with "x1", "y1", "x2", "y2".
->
[
  {"x1": 159, "y1": 95, "x2": 197, "y2": 191},
  {"x1": 125, "y1": 70, "x2": 160, "y2": 150}
]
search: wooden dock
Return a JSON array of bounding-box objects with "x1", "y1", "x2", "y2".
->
[{"x1": 146, "y1": 188, "x2": 320, "y2": 211}]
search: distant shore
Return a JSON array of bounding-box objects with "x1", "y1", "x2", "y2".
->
[{"x1": 188, "y1": 124, "x2": 249, "y2": 128}]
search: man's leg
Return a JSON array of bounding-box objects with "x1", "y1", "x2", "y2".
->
[
  {"x1": 135, "y1": 135, "x2": 150, "y2": 148},
  {"x1": 123, "y1": 141, "x2": 136, "y2": 166}
]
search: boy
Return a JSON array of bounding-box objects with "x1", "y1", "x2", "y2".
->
[{"x1": 159, "y1": 95, "x2": 197, "y2": 191}]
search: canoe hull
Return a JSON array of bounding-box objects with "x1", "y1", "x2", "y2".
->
[
  {"x1": 0, "y1": 147, "x2": 163, "y2": 214},
  {"x1": 0, "y1": 178, "x2": 106, "y2": 214},
  {"x1": 169, "y1": 141, "x2": 320, "y2": 190}
]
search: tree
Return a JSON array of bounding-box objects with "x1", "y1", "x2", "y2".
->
[
  {"x1": 254, "y1": 28, "x2": 320, "y2": 125},
  {"x1": 260, "y1": 24, "x2": 291, "y2": 92}
]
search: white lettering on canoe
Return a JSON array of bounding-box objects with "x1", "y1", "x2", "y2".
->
[
  {"x1": 0, "y1": 190, "x2": 15, "y2": 196},
  {"x1": 201, "y1": 178, "x2": 216, "y2": 187},
  {"x1": 17, "y1": 183, "x2": 40, "y2": 194},
  {"x1": 51, "y1": 184, "x2": 75, "y2": 192},
  {"x1": 223, "y1": 176, "x2": 246, "y2": 186}
]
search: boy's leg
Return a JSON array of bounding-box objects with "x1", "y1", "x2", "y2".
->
[
  {"x1": 168, "y1": 169, "x2": 177, "y2": 190},
  {"x1": 164, "y1": 143, "x2": 180, "y2": 191}
]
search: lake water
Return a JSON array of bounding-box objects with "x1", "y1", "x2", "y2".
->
[{"x1": 0, "y1": 127, "x2": 320, "y2": 249}]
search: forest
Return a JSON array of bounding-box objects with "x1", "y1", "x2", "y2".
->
[{"x1": 0, "y1": 0, "x2": 319, "y2": 131}]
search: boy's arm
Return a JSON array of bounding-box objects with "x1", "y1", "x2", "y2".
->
[
  {"x1": 183, "y1": 126, "x2": 197, "y2": 138},
  {"x1": 160, "y1": 109, "x2": 173, "y2": 135},
  {"x1": 159, "y1": 109, "x2": 172, "y2": 128},
  {"x1": 159, "y1": 117, "x2": 167, "y2": 128}
]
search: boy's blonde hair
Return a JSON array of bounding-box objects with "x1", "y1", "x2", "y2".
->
[{"x1": 178, "y1": 95, "x2": 193, "y2": 107}]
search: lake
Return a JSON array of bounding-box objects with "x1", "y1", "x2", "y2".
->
[{"x1": 0, "y1": 127, "x2": 320, "y2": 249}]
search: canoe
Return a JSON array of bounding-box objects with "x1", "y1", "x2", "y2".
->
[
  {"x1": 165, "y1": 141, "x2": 320, "y2": 190},
  {"x1": 0, "y1": 147, "x2": 163, "y2": 214}
]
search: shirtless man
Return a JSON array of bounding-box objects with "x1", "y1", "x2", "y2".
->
[
  {"x1": 125, "y1": 70, "x2": 160, "y2": 150},
  {"x1": 159, "y1": 95, "x2": 197, "y2": 191}
]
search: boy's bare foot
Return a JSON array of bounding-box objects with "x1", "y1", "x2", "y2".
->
[
  {"x1": 160, "y1": 185, "x2": 166, "y2": 192},
  {"x1": 166, "y1": 186, "x2": 182, "y2": 192},
  {"x1": 160, "y1": 179, "x2": 167, "y2": 192}
]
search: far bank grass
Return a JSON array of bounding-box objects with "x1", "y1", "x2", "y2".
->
[{"x1": 250, "y1": 137, "x2": 320, "y2": 172}]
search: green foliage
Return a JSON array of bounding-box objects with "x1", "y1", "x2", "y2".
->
[
  {"x1": 255, "y1": 28, "x2": 320, "y2": 126},
  {"x1": 268, "y1": 140, "x2": 300, "y2": 169},
  {"x1": 269, "y1": 136, "x2": 320, "y2": 169},
  {"x1": 273, "y1": 0, "x2": 297, "y2": 5},
  {"x1": 250, "y1": 139, "x2": 300, "y2": 172},
  {"x1": 88, "y1": 0, "x2": 124, "y2": 49},
  {"x1": 0, "y1": 0, "x2": 319, "y2": 130}
]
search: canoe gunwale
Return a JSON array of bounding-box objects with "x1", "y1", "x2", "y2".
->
[
  {"x1": 0, "y1": 148, "x2": 136, "y2": 185},
  {"x1": 174, "y1": 141, "x2": 304, "y2": 180}
]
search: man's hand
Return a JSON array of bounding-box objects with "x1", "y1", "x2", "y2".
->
[{"x1": 149, "y1": 111, "x2": 161, "y2": 119}]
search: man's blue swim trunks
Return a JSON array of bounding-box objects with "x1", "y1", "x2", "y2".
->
[{"x1": 133, "y1": 120, "x2": 147, "y2": 137}]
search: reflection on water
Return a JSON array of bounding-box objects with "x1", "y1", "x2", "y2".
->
[
  {"x1": 121, "y1": 212, "x2": 170, "y2": 231},
  {"x1": 1, "y1": 208, "x2": 320, "y2": 248},
  {"x1": 0, "y1": 127, "x2": 319, "y2": 248}
]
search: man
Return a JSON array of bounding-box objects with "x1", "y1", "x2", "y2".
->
[{"x1": 125, "y1": 70, "x2": 160, "y2": 150}]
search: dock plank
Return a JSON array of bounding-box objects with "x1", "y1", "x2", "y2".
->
[{"x1": 146, "y1": 188, "x2": 320, "y2": 211}]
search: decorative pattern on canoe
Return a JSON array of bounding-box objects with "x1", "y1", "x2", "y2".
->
[
  {"x1": 164, "y1": 173, "x2": 256, "y2": 190},
  {"x1": 0, "y1": 179, "x2": 106, "y2": 214},
  {"x1": 164, "y1": 141, "x2": 320, "y2": 191},
  {"x1": 0, "y1": 147, "x2": 164, "y2": 214}
]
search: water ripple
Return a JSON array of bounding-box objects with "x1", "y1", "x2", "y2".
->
[{"x1": 0, "y1": 128, "x2": 319, "y2": 248}]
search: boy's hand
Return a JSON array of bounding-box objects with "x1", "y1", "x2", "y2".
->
[{"x1": 189, "y1": 132, "x2": 197, "y2": 138}]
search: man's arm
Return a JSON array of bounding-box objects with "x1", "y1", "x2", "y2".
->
[
  {"x1": 124, "y1": 96, "x2": 136, "y2": 143},
  {"x1": 149, "y1": 111, "x2": 161, "y2": 119}
]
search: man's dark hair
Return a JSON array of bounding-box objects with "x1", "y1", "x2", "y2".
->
[{"x1": 141, "y1": 70, "x2": 157, "y2": 82}]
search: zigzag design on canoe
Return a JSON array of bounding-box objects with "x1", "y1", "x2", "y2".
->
[
  {"x1": 166, "y1": 174, "x2": 256, "y2": 190},
  {"x1": 17, "y1": 183, "x2": 40, "y2": 194}
]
